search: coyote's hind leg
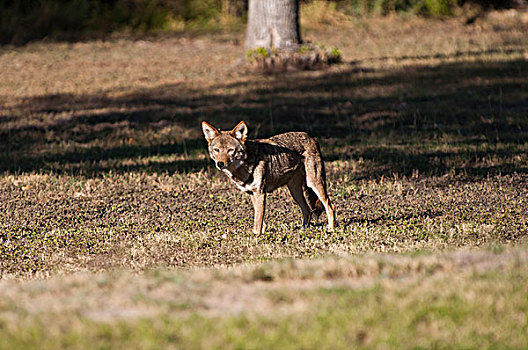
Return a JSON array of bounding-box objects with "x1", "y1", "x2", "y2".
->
[{"x1": 287, "y1": 171, "x2": 312, "y2": 228}]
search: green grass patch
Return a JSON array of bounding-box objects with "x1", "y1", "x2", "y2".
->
[{"x1": 1, "y1": 249, "x2": 528, "y2": 348}]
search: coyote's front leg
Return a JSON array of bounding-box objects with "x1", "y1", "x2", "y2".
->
[{"x1": 251, "y1": 191, "x2": 266, "y2": 235}]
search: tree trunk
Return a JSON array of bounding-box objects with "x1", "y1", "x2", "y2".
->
[{"x1": 245, "y1": 0, "x2": 301, "y2": 51}]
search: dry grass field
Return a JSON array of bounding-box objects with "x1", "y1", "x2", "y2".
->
[{"x1": 1, "y1": 10, "x2": 528, "y2": 348}]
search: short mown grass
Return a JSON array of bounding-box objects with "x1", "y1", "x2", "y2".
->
[{"x1": 1, "y1": 248, "x2": 527, "y2": 349}]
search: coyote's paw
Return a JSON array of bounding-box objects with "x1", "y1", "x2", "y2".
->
[{"x1": 252, "y1": 222, "x2": 267, "y2": 235}]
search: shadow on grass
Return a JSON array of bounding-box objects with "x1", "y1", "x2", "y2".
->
[{"x1": 1, "y1": 54, "x2": 527, "y2": 177}]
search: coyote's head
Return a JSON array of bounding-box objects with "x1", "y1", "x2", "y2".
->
[{"x1": 202, "y1": 121, "x2": 248, "y2": 171}]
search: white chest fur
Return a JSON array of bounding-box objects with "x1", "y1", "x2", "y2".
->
[{"x1": 222, "y1": 168, "x2": 261, "y2": 193}]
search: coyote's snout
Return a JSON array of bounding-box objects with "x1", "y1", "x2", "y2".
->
[{"x1": 202, "y1": 121, "x2": 336, "y2": 234}]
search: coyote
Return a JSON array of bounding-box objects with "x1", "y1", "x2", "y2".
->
[{"x1": 202, "y1": 121, "x2": 336, "y2": 234}]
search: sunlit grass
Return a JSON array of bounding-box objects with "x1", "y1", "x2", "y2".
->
[{"x1": 1, "y1": 248, "x2": 528, "y2": 348}]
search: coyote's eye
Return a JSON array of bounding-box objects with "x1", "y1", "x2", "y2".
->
[
  {"x1": 213, "y1": 148, "x2": 220, "y2": 153},
  {"x1": 228, "y1": 148, "x2": 235, "y2": 154}
]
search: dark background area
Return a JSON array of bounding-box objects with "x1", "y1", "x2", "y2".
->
[
  {"x1": 1, "y1": 0, "x2": 526, "y2": 45},
  {"x1": 2, "y1": 56, "x2": 527, "y2": 177}
]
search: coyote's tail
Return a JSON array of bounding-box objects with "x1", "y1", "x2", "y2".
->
[{"x1": 304, "y1": 187, "x2": 325, "y2": 219}]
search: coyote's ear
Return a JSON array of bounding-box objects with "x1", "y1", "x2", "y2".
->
[
  {"x1": 202, "y1": 121, "x2": 220, "y2": 143},
  {"x1": 231, "y1": 121, "x2": 248, "y2": 142}
]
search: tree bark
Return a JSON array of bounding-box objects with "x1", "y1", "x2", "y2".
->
[{"x1": 245, "y1": 0, "x2": 301, "y2": 51}]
